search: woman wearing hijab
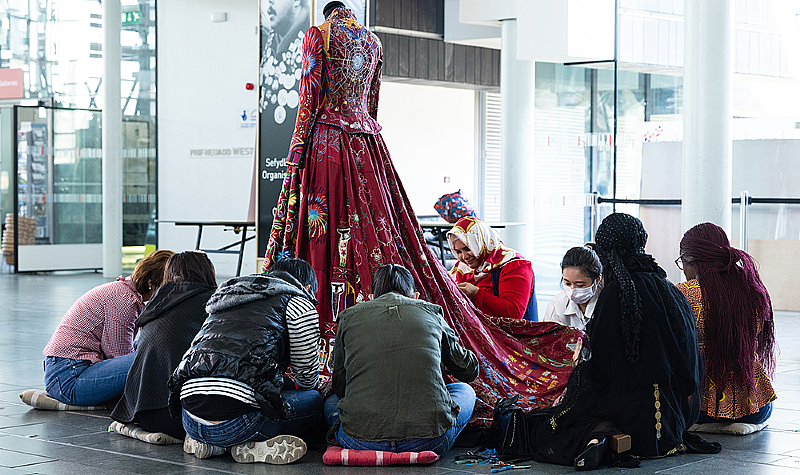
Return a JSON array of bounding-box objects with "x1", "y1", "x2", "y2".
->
[
  {"x1": 677, "y1": 222, "x2": 776, "y2": 427},
  {"x1": 447, "y1": 217, "x2": 536, "y2": 320},
  {"x1": 525, "y1": 213, "x2": 709, "y2": 471}
]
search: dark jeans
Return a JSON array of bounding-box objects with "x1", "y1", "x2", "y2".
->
[
  {"x1": 181, "y1": 389, "x2": 323, "y2": 448},
  {"x1": 697, "y1": 402, "x2": 773, "y2": 425},
  {"x1": 44, "y1": 354, "x2": 135, "y2": 406},
  {"x1": 324, "y1": 382, "x2": 476, "y2": 456}
]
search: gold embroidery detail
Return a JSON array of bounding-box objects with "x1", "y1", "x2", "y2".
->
[{"x1": 654, "y1": 383, "x2": 662, "y2": 440}]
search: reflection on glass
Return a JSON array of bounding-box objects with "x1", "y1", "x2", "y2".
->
[
  {"x1": 13, "y1": 106, "x2": 156, "y2": 254},
  {"x1": 532, "y1": 63, "x2": 593, "y2": 308}
]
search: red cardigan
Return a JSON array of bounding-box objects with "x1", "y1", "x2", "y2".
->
[{"x1": 470, "y1": 260, "x2": 534, "y2": 319}]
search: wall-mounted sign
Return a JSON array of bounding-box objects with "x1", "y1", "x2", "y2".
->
[
  {"x1": 122, "y1": 9, "x2": 142, "y2": 26},
  {"x1": 188, "y1": 146, "x2": 255, "y2": 158},
  {"x1": 0, "y1": 69, "x2": 23, "y2": 99}
]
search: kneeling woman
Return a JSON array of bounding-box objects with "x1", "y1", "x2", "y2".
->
[
  {"x1": 42, "y1": 250, "x2": 174, "y2": 407},
  {"x1": 111, "y1": 251, "x2": 218, "y2": 439},
  {"x1": 326, "y1": 264, "x2": 479, "y2": 455},
  {"x1": 677, "y1": 222, "x2": 776, "y2": 425},
  {"x1": 447, "y1": 217, "x2": 536, "y2": 320},
  {"x1": 527, "y1": 214, "x2": 704, "y2": 469}
]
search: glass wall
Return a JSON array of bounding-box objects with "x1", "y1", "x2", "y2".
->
[
  {"x1": 19, "y1": 106, "x2": 101, "y2": 245},
  {"x1": 7, "y1": 105, "x2": 103, "y2": 271},
  {"x1": 510, "y1": 57, "x2": 800, "y2": 312},
  {"x1": 531, "y1": 63, "x2": 592, "y2": 309},
  {"x1": 0, "y1": 0, "x2": 157, "y2": 271}
]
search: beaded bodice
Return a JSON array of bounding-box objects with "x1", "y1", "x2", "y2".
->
[
  {"x1": 319, "y1": 8, "x2": 380, "y2": 120},
  {"x1": 286, "y1": 7, "x2": 383, "y2": 166}
]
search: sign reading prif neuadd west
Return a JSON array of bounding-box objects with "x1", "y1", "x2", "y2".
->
[{"x1": 257, "y1": 0, "x2": 311, "y2": 259}]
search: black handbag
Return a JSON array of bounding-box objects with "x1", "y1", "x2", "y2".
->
[{"x1": 489, "y1": 395, "x2": 532, "y2": 461}]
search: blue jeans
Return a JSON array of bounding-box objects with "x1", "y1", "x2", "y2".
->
[
  {"x1": 324, "y1": 383, "x2": 476, "y2": 456},
  {"x1": 44, "y1": 354, "x2": 135, "y2": 406},
  {"x1": 181, "y1": 389, "x2": 323, "y2": 448},
  {"x1": 697, "y1": 401, "x2": 773, "y2": 425}
]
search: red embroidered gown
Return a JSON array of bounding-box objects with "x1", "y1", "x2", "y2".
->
[{"x1": 263, "y1": 7, "x2": 580, "y2": 425}]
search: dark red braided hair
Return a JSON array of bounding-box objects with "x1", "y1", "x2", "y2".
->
[{"x1": 680, "y1": 222, "x2": 775, "y2": 389}]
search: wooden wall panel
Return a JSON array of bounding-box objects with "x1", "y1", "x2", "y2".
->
[
  {"x1": 464, "y1": 46, "x2": 475, "y2": 84},
  {"x1": 376, "y1": 32, "x2": 499, "y2": 89},
  {"x1": 371, "y1": 0, "x2": 499, "y2": 90},
  {"x1": 427, "y1": 39, "x2": 439, "y2": 81},
  {"x1": 453, "y1": 44, "x2": 466, "y2": 83},
  {"x1": 398, "y1": 35, "x2": 410, "y2": 77},
  {"x1": 444, "y1": 42, "x2": 454, "y2": 82},
  {"x1": 371, "y1": 0, "x2": 445, "y2": 33},
  {"x1": 415, "y1": 36, "x2": 429, "y2": 79},
  {"x1": 375, "y1": 0, "x2": 393, "y2": 28},
  {"x1": 393, "y1": 1, "x2": 403, "y2": 28}
]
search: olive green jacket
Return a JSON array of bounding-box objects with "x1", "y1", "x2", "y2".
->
[{"x1": 332, "y1": 292, "x2": 478, "y2": 441}]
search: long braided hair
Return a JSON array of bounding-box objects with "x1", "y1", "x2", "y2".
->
[
  {"x1": 680, "y1": 222, "x2": 775, "y2": 389},
  {"x1": 594, "y1": 213, "x2": 664, "y2": 364}
]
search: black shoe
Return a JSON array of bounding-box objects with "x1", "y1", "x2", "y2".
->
[{"x1": 574, "y1": 438, "x2": 605, "y2": 471}]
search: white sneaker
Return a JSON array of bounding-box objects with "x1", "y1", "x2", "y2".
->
[
  {"x1": 183, "y1": 435, "x2": 226, "y2": 458},
  {"x1": 231, "y1": 435, "x2": 307, "y2": 464}
]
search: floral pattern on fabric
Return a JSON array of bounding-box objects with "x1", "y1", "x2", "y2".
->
[
  {"x1": 306, "y1": 190, "x2": 329, "y2": 241},
  {"x1": 434, "y1": 190, "x2": 478, "y2": 223},
  {"x1": 263, "y1": 7, "x2": 579, "y2": 425}
]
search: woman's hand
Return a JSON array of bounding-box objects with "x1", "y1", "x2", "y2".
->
[
  {"x1": 457, "y1": 282, "x2": 479, "y2": 298},
  {"x1": 572, "y1": 338, "x2": 583, "y2": 363}
]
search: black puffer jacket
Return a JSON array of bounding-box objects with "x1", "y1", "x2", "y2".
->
[{"x1": 167, "y1": 271, "x2": 316, "y2": 419}]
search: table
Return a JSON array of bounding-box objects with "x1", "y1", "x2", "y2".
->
[
  {"x1": 417, "y1": 220, "x2": 524, "y2": 265},
  {"x1": 168, "y1": 221, "x2": 255, "y2": 277}
]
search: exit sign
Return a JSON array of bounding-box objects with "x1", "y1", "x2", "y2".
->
[{"x1": 122, "y1": 10, "x2": 142, "y2": 26}]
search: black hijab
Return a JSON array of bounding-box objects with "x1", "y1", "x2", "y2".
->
[{"x1": 594, "y1": 213, "x2": 663, "y2": 364}]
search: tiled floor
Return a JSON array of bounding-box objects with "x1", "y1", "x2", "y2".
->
[{"x1": 1, "y1": 271, "x2": 800, "y2": 474}]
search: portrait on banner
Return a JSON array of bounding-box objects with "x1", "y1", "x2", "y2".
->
[{"x1": 260, "y1": 0, "x2": 311, "y2": 126}]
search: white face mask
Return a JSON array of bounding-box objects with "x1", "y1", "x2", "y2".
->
[{"x1": 567, "y1": 284, "x2": 595, "y2": 304}]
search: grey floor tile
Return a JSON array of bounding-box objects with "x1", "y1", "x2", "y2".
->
[
  {"x1": 651, "y1": 457, "x2": 800, "y2": 474},
  {"x1": 765, "y1": 456, "x2": 800, "y2": 471},
  {"x1": 0, "y1": 422, "x2": 102, "y2": 441},
  {"x1": 0, "y1": 448, "x2": 54, "y2": 469},
  {"x1": 1, "y1": 273, "x2": 800, "y2": 474}
]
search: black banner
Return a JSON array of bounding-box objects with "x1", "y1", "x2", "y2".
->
[{"x1": 257, "y1": 0, "x2": 311, "y2": 257}]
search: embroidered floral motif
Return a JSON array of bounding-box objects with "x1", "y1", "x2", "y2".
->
[
  {"x1": 307, "y1": 190, "x2": 329, "y2": 240},
  {"x1": 315, "y1": 128, "x2": 341, "y2": 162}
]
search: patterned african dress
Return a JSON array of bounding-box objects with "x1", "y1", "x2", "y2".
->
[
  {"x1": 678, "y1": 279, "x2": 776, "y2": 419},
  {"x1": 262, "y1": 6, "x2": 581, "y2": 425}
]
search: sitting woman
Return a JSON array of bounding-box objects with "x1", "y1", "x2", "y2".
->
[
  {"x1": 42, "y1": 250, "x2": 175, "y2": 407},
  {"x1": 326, "y1": 264, "x2": 478, "y2": 456},
  {"x1": 677, "y1": 222, "x2": 776, "y2": 427},
  {"x1": 111, "y1": 251, "x2": 218, "y2": 439},
  {"x1": 526, "y1": 213, "x2": 706, "y2": 470},
  {"x1": 543, "y1": 245, "x2": 602, "y2": 331},
  {"x1": 446, "y1": 216, "x2": 536, "y2": 320}
]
